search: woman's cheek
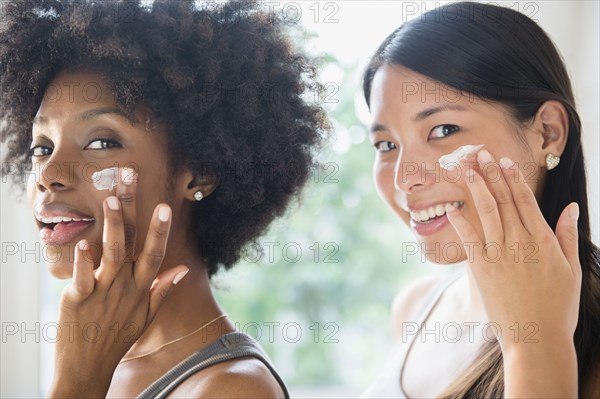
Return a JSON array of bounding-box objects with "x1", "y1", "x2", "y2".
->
[
  {"x1": 373, "y1": 161, "x2": 411, "y2": 225},
  {"x1": 373, "y1": 161, "x2": 393, "y2": 206}
]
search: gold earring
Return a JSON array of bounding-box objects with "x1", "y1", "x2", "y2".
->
[
  {"x1": 545, "y1": 153, "x2": 560, "y2": 170},
  {"x1": 194, "y1": 191, "x2": 204, "y2": 201}
]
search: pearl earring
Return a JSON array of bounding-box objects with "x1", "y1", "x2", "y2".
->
[
  {"x1": 545, "y1": 153, "x2": 560, "y2": 170},
  {"x1": 194, "y1": 191, "x2": 204, "y2": 201}
]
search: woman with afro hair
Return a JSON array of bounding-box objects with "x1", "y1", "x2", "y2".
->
[{"x1": 0, "y1": 0, "x2": 328, "y2": 397}]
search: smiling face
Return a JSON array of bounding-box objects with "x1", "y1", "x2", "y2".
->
[
  {"x1": 27, "y1": 71, "x2": 182, "y2": 278},
  {"x1": 368, "y1": 64, "x2": 547, "y2": 264}
]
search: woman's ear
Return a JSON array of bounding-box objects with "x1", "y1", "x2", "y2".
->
[
  {"x1": 180, "y1": 170, "x2": 218, "y2": 202},
  {"x1": 530, "y1": 100, "x2": 569, "y2": 167}
]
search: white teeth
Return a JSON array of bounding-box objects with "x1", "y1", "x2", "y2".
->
[
  {"x1": 410, "y1": 201, "x2": 464, "y2": 222},
  {"x1": 434, "y1": 204, "x2": 445, "y2": 217},
  {"x1": 428, "y1": 208, "x2": 436, "y2": 219},
  {"x1": 38, "y1": 215, "x2": 95, "y2": 224}
]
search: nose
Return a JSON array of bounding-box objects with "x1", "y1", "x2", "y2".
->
[
  {"x1": 393, "y1": 148, "x2": 437, "y2": 193},
  {"x1": 35, "y1": 153, "x2": 78, "y2": 193}
]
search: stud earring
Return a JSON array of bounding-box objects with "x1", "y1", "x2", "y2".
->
[
  {"x1": 545, "y1": 153, "x2": 560, "y2": 170},
  {"x1": 194, "y1": 191, "x2": 204, "y2": 201}
]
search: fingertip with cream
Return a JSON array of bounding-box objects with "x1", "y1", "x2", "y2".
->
[{"x1": 121, "y1": 167, "x2": 137, "y2": 185}]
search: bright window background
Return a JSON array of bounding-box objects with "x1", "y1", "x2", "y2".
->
[{"x1": 1, "y1": 1, "x2": 598, "y2": 397}]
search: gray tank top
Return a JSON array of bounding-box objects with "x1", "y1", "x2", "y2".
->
[
  {"x1": 136, "y1": 332, "x2": 289, "y2": 398},
  {"x1": 361, "y1": 271, "x2": 465, "y2": 398}
]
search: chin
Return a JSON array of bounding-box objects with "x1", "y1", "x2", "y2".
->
[
  {"x1": 42, "y1": 244, "x2": 75, "y2": 279},
  {"x1": 419, "y1": 238, "x2": 467, "y2": 264},
  {"x1": 425, "y1": 254, "x2": 467, "y2": 265},
  {"x1": 47, "y1": 261, "x2": 75, "y2": 279}
]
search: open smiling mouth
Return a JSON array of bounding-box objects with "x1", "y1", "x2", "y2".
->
[
  {"x1": 408, "y1": 201, "x2": 465, "y2": 236},
  {"x1": 409, "y1": 201, "x2": 464, "y2": 224},
  {"x1": 37, "y1": 217, "x2": 96, "y2": 245}
]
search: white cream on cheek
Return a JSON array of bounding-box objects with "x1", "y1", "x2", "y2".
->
[
  {"x1": 91, "y1": 167, "x2": 119, "y2": 190},
  {"x1": 438, "y1": 144, "x2": 484, "y2": 170}
]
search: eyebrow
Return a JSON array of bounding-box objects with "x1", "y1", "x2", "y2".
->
[
  {"x1": 369, "y1": 104, "x2": 468, "y2": 134},
  {"x1": 32, "y1": 107, "x2": 131, "y2": 125}
]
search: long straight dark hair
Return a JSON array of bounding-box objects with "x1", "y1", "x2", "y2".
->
[{"x1": 363, "y1": 2, "x2": 600, "y2": 397}]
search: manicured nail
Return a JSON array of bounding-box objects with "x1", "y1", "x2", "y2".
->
[
  {"x1": 78, "y1": 240, "x2": 88, "y2": 251},
  {"x1": 499, "y1": 157, "x2": 515, "y2": 169},
  {"x1": 173, "y1": 269, "x2": 189, "y2": 285},
  {"x1": 121, "y1": 167, "x2": 137, "y2": 185},
  {"x1": 107, "y1": 196, "x2": 120, "y2": 210},
  {"x1": 569, "y1": 202, "x2": 579, "y2": 221},
  {"x1": 477, "y1": 149, "x2": 493, "y2": 164},
  {"x1": 158, "y1": 206, "x2": 171, "y2": 222}
]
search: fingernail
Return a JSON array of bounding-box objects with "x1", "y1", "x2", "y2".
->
[
  {"x1": 107, "y1": 196, "x2": 120, "y2": 210},
  {"x1": 477, "y1": 150, "x2": 493, "y2": 164},
  {"x1": 569, "y1": 202, "x2": 579, "y2": 221},
  {"x1": 445, "y1": 203, "x2": 456, "y2": 213},
  {"x1": 173, "y1": 269, "x2": 189, "y2": 285},
  {"x1": 465, "y1": 169, "x2": 475, "y2": 178},
  {"x1": 499, "y1": 157, "x2": 515, "y2": 169},
  {"x1": 158, "y1": 206, "x2": 170, "y2": 222},
  {"x1": 78, "y1": 240, "x2": 88, "y2": 251},
  {"x1": 121, "y1": 167, "x2": 137, "y2": 185}
]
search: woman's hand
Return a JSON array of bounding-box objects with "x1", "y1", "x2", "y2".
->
[
  {"x1": 48, "y1": 168, "x2": 189, "y2": 398},
  {"x1": 445, "y1": 150, "x2": 581, "y2": 397}
]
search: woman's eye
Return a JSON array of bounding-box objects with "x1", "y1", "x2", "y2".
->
[
  {"x1": 430, "y1": 124, "x2": 460, "y2": 139},
  {"x1": 30, "y1": 146, "x2": 52, "y2": 157},
  {"x1": 85, "y1": 138, "x2": 122, "y2": 150},
  {"x1": 373, "y1": 141, "x2": 397, "y2": 153}
]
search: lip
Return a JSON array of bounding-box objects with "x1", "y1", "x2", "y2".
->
[
  {"x1": 34, "y1": 203, "x2": 96, "y2": 245},
  {"x1": 411, "y1": 213, "x2": 451, "y2": 236},
  {"x1": 40, "y1": 221, "x2": 95, "y2": 245}
]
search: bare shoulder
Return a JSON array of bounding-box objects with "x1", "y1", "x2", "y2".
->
[
  {"x1": 167, "y1": 357, "x2": 285, "y2": 399},
  {"x1": 390, "y1": 273, "x2": 449, "y2": 340}
]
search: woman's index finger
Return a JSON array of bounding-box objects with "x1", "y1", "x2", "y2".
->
[{"x1": 116, "y1": 167, "x2": 139, "y2": 263}]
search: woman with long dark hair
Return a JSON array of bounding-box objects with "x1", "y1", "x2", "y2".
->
[{"x1": 361, "y1": 2, "x2": 599, "y2": 397}]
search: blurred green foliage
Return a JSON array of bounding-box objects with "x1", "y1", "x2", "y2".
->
[{"x1": 213, "y1": 54, "x2": 426, "y2": 392}]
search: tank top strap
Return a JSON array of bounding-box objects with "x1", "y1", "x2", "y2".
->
[
  {"x1": 136, "y1": 332, "x2": 289, "y2": 399},
  {"x1": 397, "y1": 270, "x2": 465, "y2": 397}
]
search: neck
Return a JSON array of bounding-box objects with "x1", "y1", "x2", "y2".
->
[{"x1": 124, "y1": 241, "x2": 233, "y2": 358}]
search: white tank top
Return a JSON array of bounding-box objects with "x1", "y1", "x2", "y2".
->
[{"x1": 361, "y1": 270, "x2": 465, "y2": 398}]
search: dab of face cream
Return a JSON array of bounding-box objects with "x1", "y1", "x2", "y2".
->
[
  {"x1": 91, "y1": 167, "x2": 119, "y2": 191},
  {"x1": 438, "y1": 144, "x2": 484, "y2": 170}
]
